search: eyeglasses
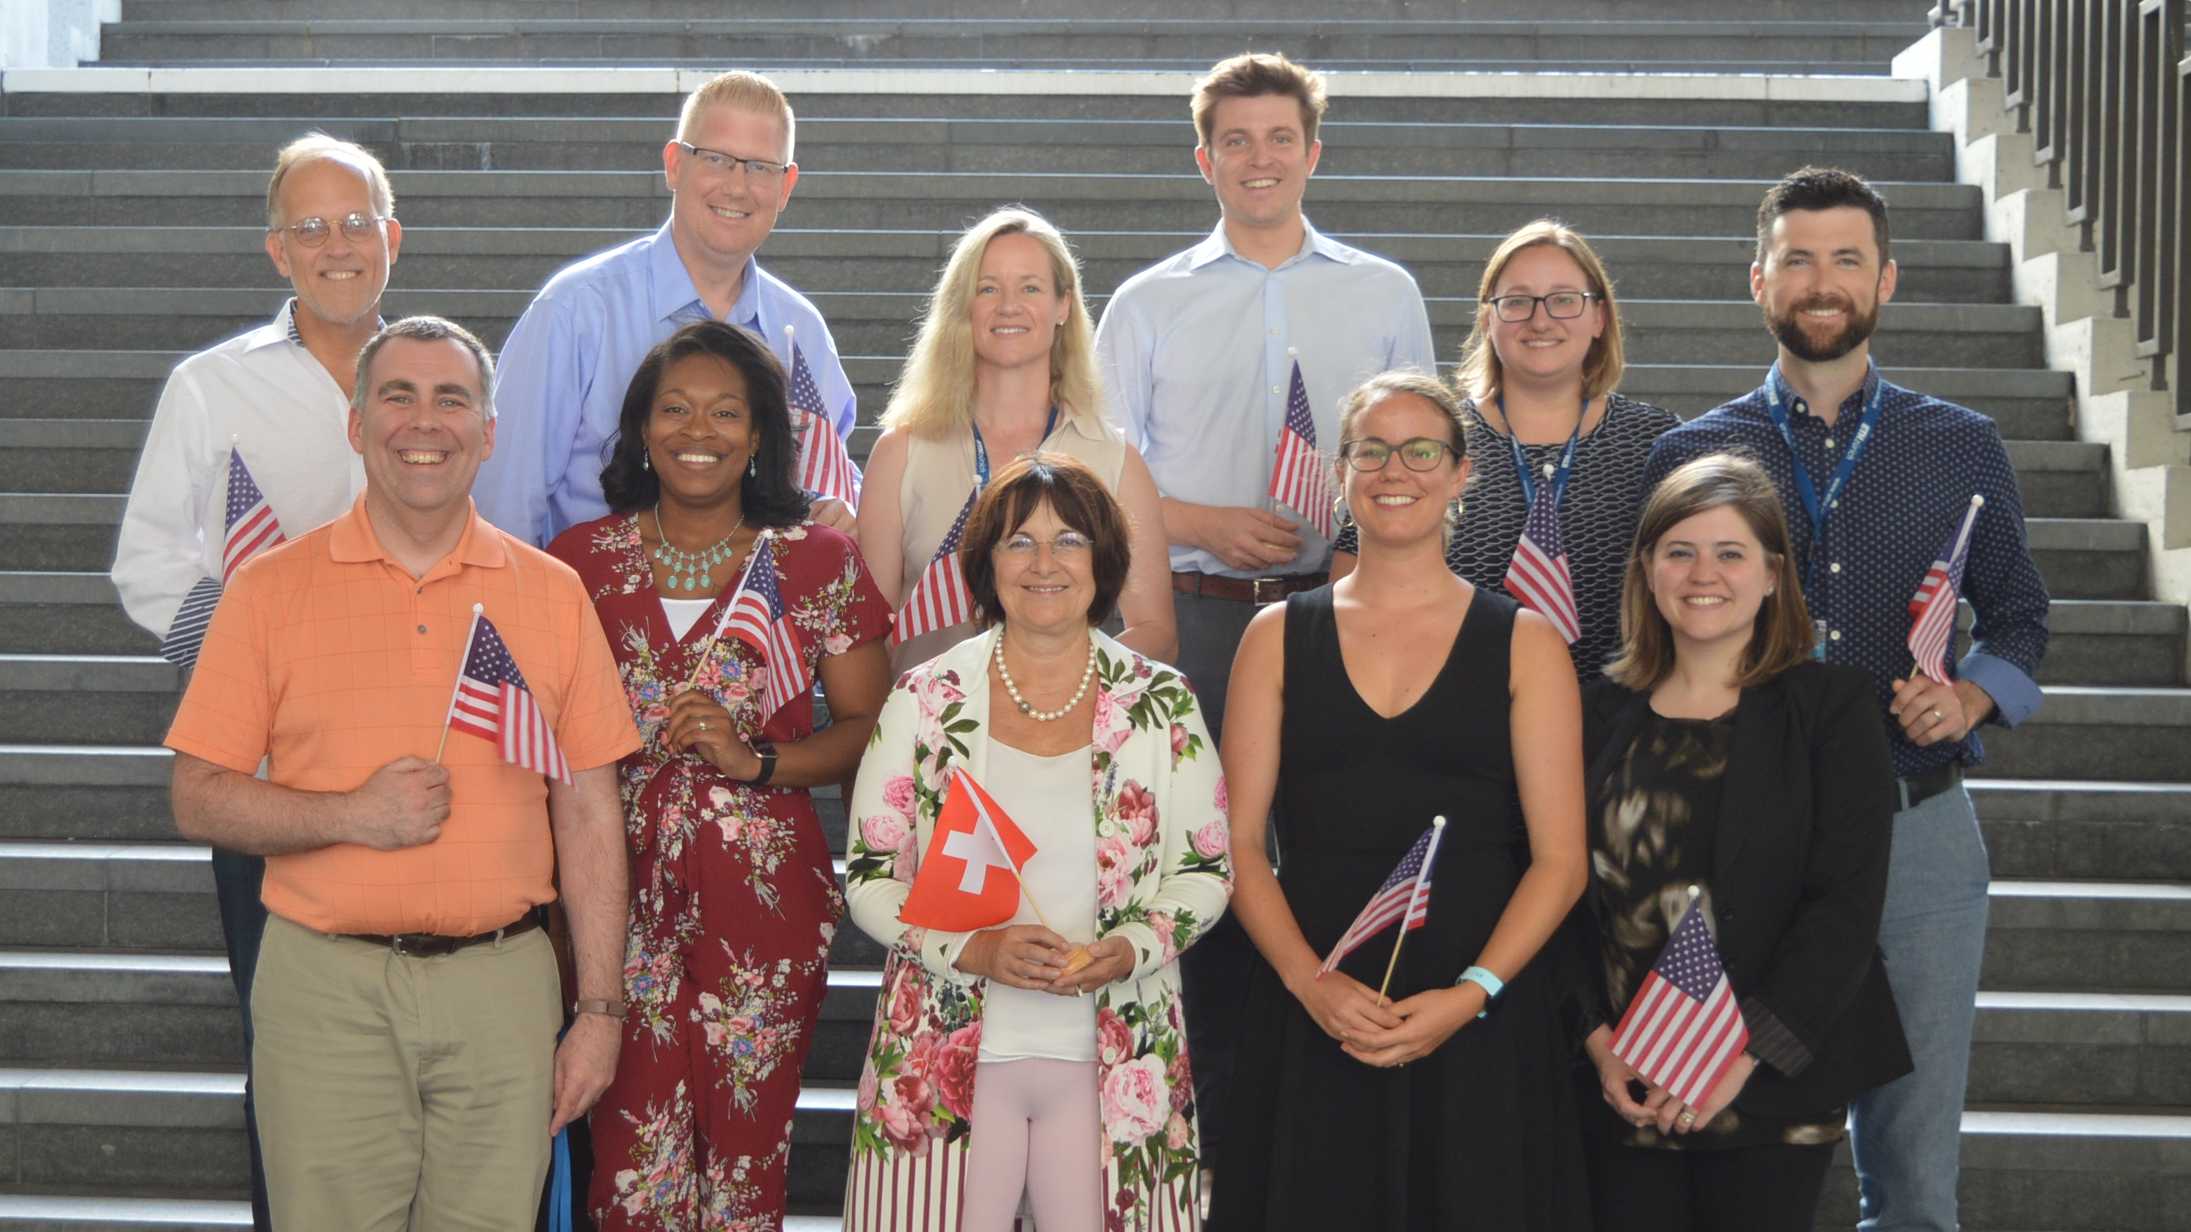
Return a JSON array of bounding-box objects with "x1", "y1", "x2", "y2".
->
[
  {"x1": 1487, "y1": 291, "x2": 1600, "y2": 322},
  {"x1": 997, "y1": 531, "x2": 1094, "y2": 558},
  {"x1": 267, "y1": 212, "x2": 387, "y2": 248},
  {"x1": 1340, "y1": 437, "x2": 1460, "y2": 472},
  {"x1": 675, "y1": 142, "x2": 791, "y2": 182}
]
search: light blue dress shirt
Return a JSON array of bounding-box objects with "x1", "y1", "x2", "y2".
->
[
  {"x1": 477, "y1": 222, "x2": 857, "y2": 547},
  {"x1": 1094, "y1": 220, "x2": 1437, "y2": 577}
]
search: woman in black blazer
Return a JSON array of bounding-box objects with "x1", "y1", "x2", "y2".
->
[{"x1": 1568, "y1": 453, "x2": 1911, "y2": 1232}]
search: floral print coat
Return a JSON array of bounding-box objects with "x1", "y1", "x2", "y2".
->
[{"x1": 841, "y1": 626, "x2": 1232, "y2": 1231}]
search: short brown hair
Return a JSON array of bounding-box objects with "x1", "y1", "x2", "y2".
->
[
  {"x1": 1605, "y1": 453, "x2": 1814, "y2": 691},
  {"x1": 679, "y1": 70, "x2": 796, "y2": 163},
  {"x1": 962, "y1": 453, "x2": 1131, "y2": 629},
  {"x1": 1192, "y1": 52, "x2": 1328, "y2": 149},
  {"x1": 266, "y1": 133, "x2": 395, "y2": 229},
  {"x1": 1756, "y1": 165, "x2": 1890, "y2": 264},
  {"x1": 1455, "y1": 219, "x2": 1628, "y2": 404},
  {"x1": 351, "y1": 316, "x2": 496, "y2": 420}
]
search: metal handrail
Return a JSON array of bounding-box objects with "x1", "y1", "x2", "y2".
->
[{"x1": 1952, "y1": 0, "x2": 2190, "y2": 425}]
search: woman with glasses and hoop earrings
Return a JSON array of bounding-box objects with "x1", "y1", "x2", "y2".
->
[
  {"x1": 1331, "y1": 220, "x2": 1679, "y2": 684},
  {"x1": 1215, "y1": 371, "x2": 1591, "y2": 1230}
]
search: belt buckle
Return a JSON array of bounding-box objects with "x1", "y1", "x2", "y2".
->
[
  {"x1": 1251, "y1": 577, "x2": 1287, "y2": 605},
  {"x1": 387, "y1": 932, "x2": 422, "y2": 957}
]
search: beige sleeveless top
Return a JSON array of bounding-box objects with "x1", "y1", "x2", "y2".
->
[{"x1": 891, "y1": 410, "x2": 1128, "y2": 673}]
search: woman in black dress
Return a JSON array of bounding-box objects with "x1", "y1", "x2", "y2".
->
[
  {"x1": 1330, "y1": 220, "x2": 1680, "y2": 683},
  {"x1": 1214, "y1": 371, "x2": 1590, "y2": 1230},
  {"x1": 1571, "y1": 453, "x2": 1909, "y2": 1231}
]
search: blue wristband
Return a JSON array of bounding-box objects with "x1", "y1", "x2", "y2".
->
[{"x1": 1456, "y1": 965, "x2": 1504, "y2": 1018}]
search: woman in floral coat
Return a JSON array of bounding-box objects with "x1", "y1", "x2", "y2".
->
[
  {"x1": 548, "y1": 321, "x2": 893, "y2": 1230},
  {"x1": 843, "y1": 455, "x2": 1230, "y2": 1232}
]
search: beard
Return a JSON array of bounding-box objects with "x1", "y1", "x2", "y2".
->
[{"x1": 1767, "y1": 294, "x2": 1880, "y2": 363}]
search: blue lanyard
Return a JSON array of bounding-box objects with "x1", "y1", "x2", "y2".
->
[
  {"x1": 1499, "y1": 397, "x2": 1583, "y2": 510},
  {"x1": 971, "y1": 405, "x2": 1061, "y2": 487},
  {"x1": 1762, "y1": 364, "x2": 1889, "y2": 586}
]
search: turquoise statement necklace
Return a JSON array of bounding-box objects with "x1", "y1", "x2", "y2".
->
[{"x1": 652, "y1": 504, "x2": 746, "y2": 595}]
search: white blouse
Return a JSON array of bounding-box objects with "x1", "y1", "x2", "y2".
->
[{"x1": 977, "y1": 740, "x2": 1098, "y2": 1063}]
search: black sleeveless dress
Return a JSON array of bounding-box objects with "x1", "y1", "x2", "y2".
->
[{"x1": 1212, "y1": 584, "x2": 1589, "y2": 1231}]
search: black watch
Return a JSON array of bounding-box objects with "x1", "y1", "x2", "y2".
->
[{"x1": 749, "y1": 739, "x2": 778, "y2": 786}]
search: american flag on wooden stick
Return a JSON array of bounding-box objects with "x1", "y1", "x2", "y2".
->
[
  {"x1": 1504, "y1": 476, "x2": 1581, "y2": 644},
  {"x1": 1610, "y1": 901, "x2": 1749, "y2": 1108},
  {"x1": 1318, "y1": 820, "x2": 1445, "y2": 976},
  {"x1": 1267, "y1": 356, "x2": 1334, "y2": 540},
  {"x1": 786, "y1": 325, "x2": 861, "y2": 507},
  {"x1": 221, "y1": 446, "x2": 285, "y2": 582},
  {"x1": 722, "y1": 535, "x2": 809, "y2": 724},
  {"x1": 891, "y1": 488, "x2": 977, "y2": 646},
  {"x1": 1907, "y1": 494, "x2": 1984, "y2": 684},
  {"x1": 446, "y1": 607, "x2": 571, "y2": 784}
]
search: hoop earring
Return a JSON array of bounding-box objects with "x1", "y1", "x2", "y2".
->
[{"x1": 1333, "y1": 494, "x2": 1352, "y2": 529}]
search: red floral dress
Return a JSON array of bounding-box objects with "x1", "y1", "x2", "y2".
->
[{"x1": 549, "y1": 515, "x2": 890, "y2": 1231}]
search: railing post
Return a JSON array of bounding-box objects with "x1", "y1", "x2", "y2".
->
[
  {"x1": 2099, "y1": 0, "x2": 2133, "y2": 314},
  {"x1": 2131, "y1": 1, "x2": 2182, "y2": 359}
]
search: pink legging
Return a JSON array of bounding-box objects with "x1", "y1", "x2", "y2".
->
[{"x1": 960, "y1": 1058, "x2": 1103, "y2": 1232}]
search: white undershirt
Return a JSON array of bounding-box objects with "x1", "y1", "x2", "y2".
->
[
  {"x1": 978, "y1": 741, "x2": 1099, "y2": 1063},
  {"x1": 660, "y1": 597, "x2": 714, "y2": 640}
]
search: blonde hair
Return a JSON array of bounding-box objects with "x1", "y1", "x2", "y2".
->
[
  {"x1": 1604, "y1": 453, "x2": 1814, "y2": 691},
  {"x1": 678, "y1": 70, "x2": 796, "y2": 164},
  {"x1": 265, "y1": 134, "x2": 395, "y2": 229},
  {"x1": 880, "y1": 207, "x2": 1104, "y2": 439},
  {"x1": 1192, "y1": 51, "x2": 1328, "y2": 149},
  {"x1": 1454, "y1": 219, "x2": 1628, "y2": 405}
]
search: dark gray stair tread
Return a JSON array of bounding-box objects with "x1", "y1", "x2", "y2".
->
[
  {"x1": 0, "y1": 1194, "x2": 250, "y2": 1230},
  {"x1": 92, "y1": 0, "x2": 1940, "y2": 19}
]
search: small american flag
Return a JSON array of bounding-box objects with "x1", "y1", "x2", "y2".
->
[
  {"x1": 787, "y1": 327, "x2": 861, "y2": 507},
  {"x1": 1267, "y1": 357, "x2": 1334, "y2": 541},
  {"x1": 722, "y1": 535, "x2": 810, "y2": 724},
  {"x1": 1318, "y1": 820, "x2": 1446, "y2": 976},
  {"x1": 1505, "y1": 476, "x2": 1581, "y2": 645},
  {"x1": 891, "y1": 487, "x2": 977, "y2": 646},
  {"x1": 1610, "y1": 901, "x2": 1749, "y2": 1108},
  {"x1": 446, "y1": 608, "x2": 571, "y2": 784},
  {"x1": 221, "y1": 447, "x2": 285, "y2": 582},
  {"x1": 1908, "y1": 495, "x2": 1983, "y2": 685}
]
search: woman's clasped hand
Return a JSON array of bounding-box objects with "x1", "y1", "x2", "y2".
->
[{"x1": 954, "y1": 926, "x2": 1132, "y2": 994}]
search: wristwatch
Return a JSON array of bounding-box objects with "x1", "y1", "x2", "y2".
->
[
  {"x1": 1455, "y1": 965, "x2": 1504, "y2": 1019},
  {"x1": 572, "y1": 999, "x2": 627, "y2": 1020},
  {"x1": 749, "y1": 739, "x2": 779, "y2": 786}
]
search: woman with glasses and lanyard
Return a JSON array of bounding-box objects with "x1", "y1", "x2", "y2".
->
[
  {"x1": 1216, "y1": 371, "x2": 1590, "y2": 1230},
  {"x1": 858, "y1": 207, "x2": 1176, "y2": 672},
  {"x1": 1331, "y1": 220, "x2": 1679, "y2": 683}
]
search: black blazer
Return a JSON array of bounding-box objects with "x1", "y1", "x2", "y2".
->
[{"x1": 1574, "y1": 661, "x2": 1913, "y2": 1119}]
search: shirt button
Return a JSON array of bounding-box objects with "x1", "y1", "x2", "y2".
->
[
  {"x1": 1793, "y1": 400, "x2": 1808, "y2": 415},
  {"x1": 1830, "y1": 630, "x2": 1843, "y2": 642},
  {"x1": 1824, "y1": 437, "x2": 1836, "y2": 449},
  {"x1": 1830, "y1": 562, "x2": 1843, "y2": 574},
  {"x1": 417, "y1": 624, "x2": 428, "y2": 635},
  {"x1": 1271, "y1": 385, "x2": 1282, "y2": 395}
]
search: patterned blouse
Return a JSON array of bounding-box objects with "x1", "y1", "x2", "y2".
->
[{"x1": 1334, "y1": 393, "x2": 1680, "y2": 683}]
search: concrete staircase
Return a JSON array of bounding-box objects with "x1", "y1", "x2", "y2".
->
[{"x1": 2, "y1": 4, "x2": 2187, "y2": 1230}]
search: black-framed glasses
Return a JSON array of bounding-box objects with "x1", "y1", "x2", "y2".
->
[
  {"x1": 268, "y1": 212, "x2": 386, "y2": 248},
  {"x1": 1340, "y1": 437, "x2": 1460, "y2": 472},
  {"x1": 1487, "y1": 291, "x2": 1600, "y2": 322},
  {"x1": 675, "y1": 142, "x2": 790, "y2": 182}
]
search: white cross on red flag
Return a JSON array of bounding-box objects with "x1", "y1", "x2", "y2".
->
[{"x1": 897, "y1": 766, "x2": 1040, "y2": 932}]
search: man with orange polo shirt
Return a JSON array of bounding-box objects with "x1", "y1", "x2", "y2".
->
[{"x1": 164, "y1": 316, "x2": 641, "y2": 1232}]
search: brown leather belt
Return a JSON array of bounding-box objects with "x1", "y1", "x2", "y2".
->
[
  {"x1": 339, "y1": 911, "x2": 540, "y2": 958},
  {"x1": 1171, "y1": 571, "x2": 1324, "y2": 605}
]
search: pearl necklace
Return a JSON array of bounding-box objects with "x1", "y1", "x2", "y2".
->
[
  {"x1": 652, "y1": 505, "x2": 745, "y2": 594},
  {"x1": 993, "y1": 634, "x2": 1097, "y2": 722}
]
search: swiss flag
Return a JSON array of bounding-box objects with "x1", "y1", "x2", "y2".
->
[{"x1": 898, "y1": 767, "x2": 1039, "y2": 932}]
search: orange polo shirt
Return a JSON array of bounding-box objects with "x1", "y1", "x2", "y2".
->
[{"x1": 166, "y1": 496, "x2": 641, "y2": 936}]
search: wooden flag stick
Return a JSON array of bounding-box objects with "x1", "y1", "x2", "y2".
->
[
  {"x1": 434, "y1": 603, "x2": 486, "y2": 764},
  {"x1": 1375, "y1": 815, "x2": 1447, "y2": 1005}
]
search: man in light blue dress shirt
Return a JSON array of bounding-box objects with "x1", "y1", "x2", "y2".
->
[
  {"x1": 1092, "y1": 52, "x2": 1436, "y2": 1212},
  {"x1": 478, "y1": 70, "x2": 858, "y2": 548}
]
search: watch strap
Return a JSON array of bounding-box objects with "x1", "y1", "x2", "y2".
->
[
  {"x1": 751, "y1": 740, "x2": 779, "y2": 786},
  {"x1": 572, "y1": 999, "x2": 627, "y2": 1020}
]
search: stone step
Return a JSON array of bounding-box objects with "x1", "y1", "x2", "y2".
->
[
  {"x1": 2026, "y1": 517, "x2": 2147, "y2": 601},
  {"x1": 3, "y1": 351, "x2": 2079, "y2": 444},
  {"x1": 0, "y1": 420, "x2": 146, "y2": 494},
  {"x1": 0, "y1": 169, "x2": 1989, "y2": 239},
  {"x1": 86, "y1": 18, "x2": 1921, "y2": 74},
  {"x1": 0, "y1": 223, "x2": 2008, "y2": 304},
  {"x1": 1968, "y1": 992, "x2": 2191, "y2": 1109},
  {"x1": 1973, "y1": 780, "x2": 2191, "y2": 882},
  {"x1": 99, "y1": 0, "x2": 1936, "y2": 19},
  {"x1": 0, "y1": 656, "x2": 178, "y2": 746},
  {"x1": 1981, "y1": 687, "x2": 2191, "y2": 784},
  {"x1": 0, "y1": 287, "x2": 2046, "y2": 369},
  {"x1": 0, "y1": 115, "x2": 1963, "y2": 184},
  {"x1": 1983, "y1": 881, "x2": 2191, "y2": 993},
  {"x1": 0, "y1": 744, "x2": 172, "y2": 845},
  {"x1": 0, "y1": 1193, "x2": 249, "y2": 1231},
  {"x1": 0, "y1": 573, "x2": 154, "y2": 657}
]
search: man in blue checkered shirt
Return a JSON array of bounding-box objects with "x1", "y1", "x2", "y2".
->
[{"x1": 1644, "y1": 167, "x2": 2049, "y2": 1232}]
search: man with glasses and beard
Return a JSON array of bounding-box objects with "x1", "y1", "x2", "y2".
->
[
  {"x1": 477, "y1": 69, "x2": 857, "y2": 549},
  {"x1": 1643, "y1": 166, "x2": 2049, "y2": 1232},
  {"x1": 112, "y1": 133, "x2": 403, "y2": 1232}
]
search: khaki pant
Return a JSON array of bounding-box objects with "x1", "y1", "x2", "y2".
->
[{"x1": 251, "y1": 914, "x2": 560, "y2": 1232}]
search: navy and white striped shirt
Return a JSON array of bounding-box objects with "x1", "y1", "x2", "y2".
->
[{"x1": 1644, "y1": 364, "x2": 2050, "y2": 778}]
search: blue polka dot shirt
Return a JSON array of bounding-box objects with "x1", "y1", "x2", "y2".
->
[{"x1": 1644, "y1": 363, "x2": 2051, "y2": 779}]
